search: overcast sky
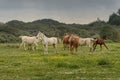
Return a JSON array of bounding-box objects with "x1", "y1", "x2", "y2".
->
[{"x1": 0, "y1": 0, "x2": 120, "y2": 24}]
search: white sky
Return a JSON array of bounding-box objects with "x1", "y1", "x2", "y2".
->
[{"x1": 0, "y1": 0, "x2": 120, "y2": 24}]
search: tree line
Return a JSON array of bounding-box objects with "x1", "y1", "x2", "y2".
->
[{"x1": 0, "y1": 9, "x2": 120, "y2": 43}]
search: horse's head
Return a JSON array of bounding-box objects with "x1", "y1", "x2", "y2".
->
[
  {"x1": 36, "y1": 31, "x2": 46, "y2": 40},
  {"x1": 36, "y1": 31, "x2": 42, "y2": 39}
]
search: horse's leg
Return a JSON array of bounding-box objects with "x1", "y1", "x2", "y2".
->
[
  {"x1": 103, "y1": 43, "x2": 109, "y2": 50},
  {"x1": 63, "y1": 42, "x2": 67, "y2": 50},
  {"x1": 28, "y1": 44, "x2": 32, "y2": 50},
  {"x1": 70, "y1": 45, "x2": 73, "y2": 54},
  {"x1": 43, "y1": 45, "x2": 45, "y2": 53},
  {"x1": 19, "y1": 42, "x2": 24, "y2": 49},
  {"x1": 19, "y1": 43, "x2": 22, "y2": 49},
  {"x1": 75, "y1": 46, "x2": 78, "y2": 54},
  {"x1": 55, "y1": 44, "x2": 57, "y2": 53},
  {"x1": 34, "y1": 42, "x2": 38, "y2": 50},
  {"x1": 44, "y1": 44, "x2": 48, "y2": 54},
  {"x1": 31, "y1": 44, "x2": 34, "y2": 51},
  {"x1": 28, "y1": 44, "x2": 30, "y2": 50},
  {"x1": 30, "y1": 44, "x2": 33, "y2": 50},
  {"x1": 93, "y1": 43, "x2": 95, "y2": 49},
  {"x1": 71, "y1": 46, "x2": 73, "y2": 54},
  {"x1": 53, "y1": 44, "x2": 57, "y2": 53},
  {"x1": 23, "y1": 43, "x2": 26, "y2": 50},
  {"x1": 67, "y1": 44, "x2": 70, "y2": 50},
  {"x1": 93, "y1": 43, "x2": 97, "y2": 51},
  {"x1": 63, "y1": 43, "x2": 65, "y2": 50},
  {"x1": 100, "y1": 45, "x2": 102, "y2": 51},
  {"x1": 88, "y1": 44, "x2": 92, "y2": 52},
  {"x1": 89, "y1": 47, "x2": 92, "y2": 52}
]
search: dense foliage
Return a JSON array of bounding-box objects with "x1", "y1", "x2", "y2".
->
[
  {"x1": 0, "y1": 9, "x2": 120, "y2": 43},
  {"x1": 108, "y1": 9, "x2": 120, "y2": 25}
]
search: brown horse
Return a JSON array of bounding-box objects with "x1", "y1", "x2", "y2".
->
[
  {"x1": 93, "y1": 36, "x2": 109, "y2": 51},
  {"x1": 69, "y1": 34, "x2": 79, "y2": 54},
  {"x1": 62, "y1": 33, "x2": 71, "y2": 50}
]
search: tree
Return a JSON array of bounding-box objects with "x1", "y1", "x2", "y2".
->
[
  {"x1": 100, "y1": 25, "x2": 120, "y2": 41},
  {"x1": 108, "y1": 9, "x2": 120, "y2": 25},
  {"x1": 117, "y1": 8, "x2": 120, "y2": 15}
]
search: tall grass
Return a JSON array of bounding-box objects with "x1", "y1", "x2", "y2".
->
[{"x1": 0, "y1": 42, "x2": 120, "y2": 80}]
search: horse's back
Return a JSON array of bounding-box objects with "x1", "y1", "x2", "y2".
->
[
  {"x1": 79, "y1": 37, "x2": 94, "y2": 46},
  {"x1": 48, "y1": 37, "x2": 58, "y2": 45},
  {"x1": 69, "y1": 35, "x2": 79, "y2": 45},
  {"x1": 26, "y1": 36, "x2": 37, "y2": 43},
  {"x1": 20, "y1": 36, "x2": 38, "y2": 44}
]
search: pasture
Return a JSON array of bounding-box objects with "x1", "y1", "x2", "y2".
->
[{"x1": 0, "y1": 42, "x2": 120, "y2": 80}]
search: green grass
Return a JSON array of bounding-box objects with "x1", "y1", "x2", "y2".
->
[{"x1": 0, "y1": 42, "x2": 120, "y2": 80}]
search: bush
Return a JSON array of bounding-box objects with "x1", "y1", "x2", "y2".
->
[
  {"x1": 56, "y1": 62, "x2": 79, "y2": 69},
  {"x1": 100, "y1": 25, "x2": 120, "y2": 41},
  {"x1": 97, "y1": 58, "x2": 112, "y2": 67}
]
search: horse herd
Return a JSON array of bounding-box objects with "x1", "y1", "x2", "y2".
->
[{"x1": 19, "y1": 31, "x2": 109, "y2": 54}]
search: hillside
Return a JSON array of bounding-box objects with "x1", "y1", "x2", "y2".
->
[{"x1": 0, "y1": 19, "x2": 119, "y2": 43}]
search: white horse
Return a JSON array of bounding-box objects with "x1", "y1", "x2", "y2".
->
[
  {"x1": 19, "y1": 36, "x2": 40, "y2": 50},
  {"x1": 36, "y1": 31, "x2": 57, "y2": 53},
  {"x1": 79, "y1": 37, "x2": 94, "y2": 52}
]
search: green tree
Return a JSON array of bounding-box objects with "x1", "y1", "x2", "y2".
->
[
  {"x1": 108, "y1": 9, "x2": 120, "y2": 25},
  {"x1": 100, "y1": 25, "x2": 120, "y2": 41},
  {"x1": 117, "y1": 8, "x2": 120, "y2": 15},
  {"x1": 108, "y1": 13, "x2": 120, "y2": 25}
]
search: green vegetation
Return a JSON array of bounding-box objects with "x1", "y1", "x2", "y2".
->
[
  {"x1": 0, "y1": 9, "x2": 120, "y2": 79},
  {"x1": 108, "y1": 9, "x2": 120, "y2": 25},
  {"x1": 0, "y1": 18, "x2": 120, "y2": 43},
  {"x1": 1, "y1": 9, "x2": 120, "y2": 43},
  {"x1": 0, "y1": 42, "x2": 120, "y2": 80}
]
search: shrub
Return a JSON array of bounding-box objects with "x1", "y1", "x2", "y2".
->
[
  {"x1": 56, "y1": 62, "x2": 79, "y2": 69},
  {"x1": 97, "y1": 58, "x2": 112, "y2": 67}
]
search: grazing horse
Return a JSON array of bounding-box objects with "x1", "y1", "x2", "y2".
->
[
  {"x1": 62, "y1": 33, "x2": 71, "y2": 50},
  {"x1": 93, "y1": 36, "x2": 109, "y2": 51},
  {"x1": 36, "y1": 31, "x2": 58, "y2": 53},
  {"x1": 69, "y1": 34, "x2": 79, "y2": 54},
  {"x1": 79, "y1": 37, "x2": 94, "y2": 52},
  {"x1": 19, "y1": 36, "x2": 39, "y2": 50}
]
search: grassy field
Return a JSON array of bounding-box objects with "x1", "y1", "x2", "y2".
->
[{"x1": 0, "y1": 42, "x2": 120, "y2": 80}]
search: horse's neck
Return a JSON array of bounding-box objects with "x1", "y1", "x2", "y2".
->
[
  {"x1": 41, "y1": 35, "x2": 48, "y2": 43},
  {"x1": 43, "y1": 34, "x2": 47, "y2": 39}
]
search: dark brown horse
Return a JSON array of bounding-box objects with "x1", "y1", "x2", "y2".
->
[
  {"x1": 69, "y1": 34, "x2": 79, "y2": 54},
  {"x1": 93, "y1": 36, "x2": 109, "y2": 51},
  {"x1": 62, "y1": 33, "x2": 71, "y2": 50}
]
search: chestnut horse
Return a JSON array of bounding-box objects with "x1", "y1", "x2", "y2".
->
[
  {"x1": 93, "y1": 36, "x2": 109, "y2": 51},
  {"x1": 69, "y1": 34, "x2": 79, "y2": 54},
  {"x1": 62, "y1": 33, "x2": 71, "y2": 50}
]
